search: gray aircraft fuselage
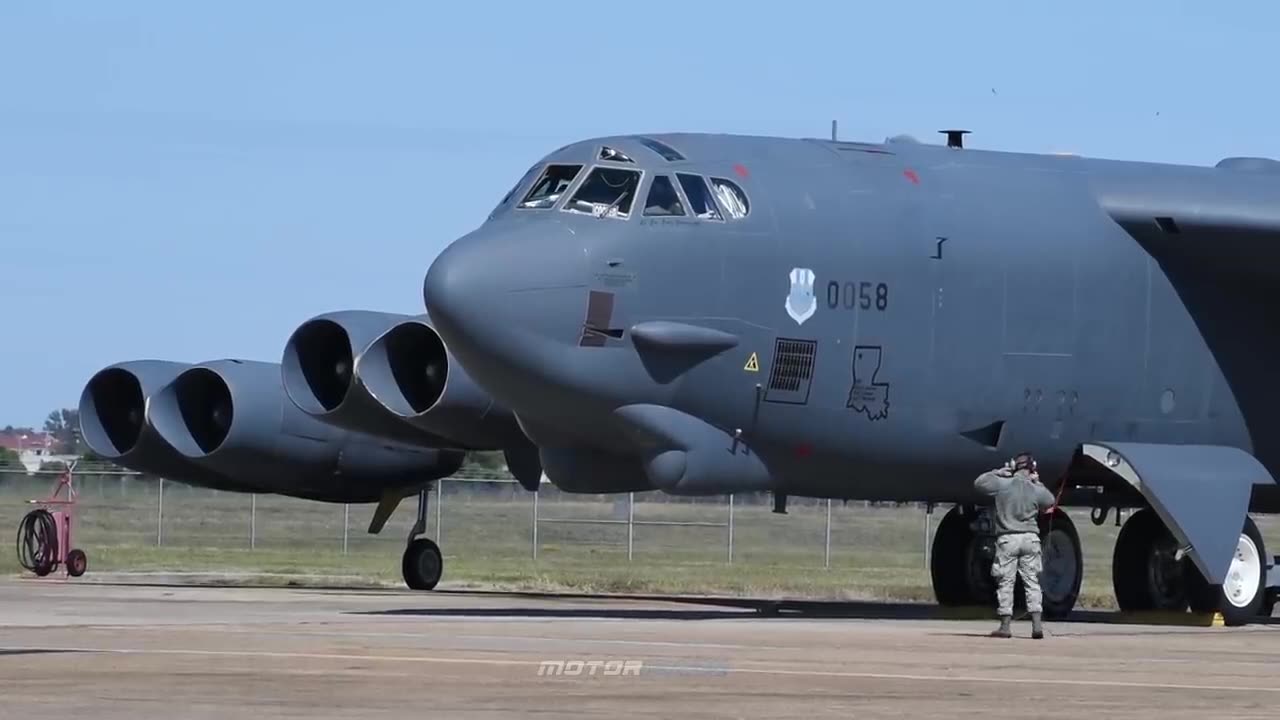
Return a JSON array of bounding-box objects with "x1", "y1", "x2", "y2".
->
[{"x1": 423, "y1": 132, "x2": 1280, "y2": 512}]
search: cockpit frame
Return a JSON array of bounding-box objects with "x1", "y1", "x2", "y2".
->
[{"x1": 499, "y1": 138, "x2": 752, "y2": 224}]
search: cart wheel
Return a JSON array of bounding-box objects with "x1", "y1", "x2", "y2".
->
[
  {"x1": 33, "y1": 560, "x2": 53, "y2": 577},
  {"x1": 66, "y1": 549, "x2": 87, "y2": 578}
]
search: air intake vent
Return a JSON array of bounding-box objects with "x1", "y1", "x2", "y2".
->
[{"x1": 764, "y1": 338, "x2": 817, "y2": 404}]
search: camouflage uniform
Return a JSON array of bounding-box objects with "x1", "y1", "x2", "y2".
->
[
  {"x1": 992, "y1": 531, "x2": 1043, "y2": 616},
  {"x1": 974, "y1": 464, "x2": 1056, "y2": 637}
]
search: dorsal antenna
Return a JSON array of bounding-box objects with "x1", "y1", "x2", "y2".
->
[{"x1": 939, "y1": 129, "x2": 970, "y2": 149}]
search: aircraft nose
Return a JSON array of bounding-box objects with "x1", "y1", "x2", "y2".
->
[
  {"x1": 423, "y1": 225, "x2": 587, "y2": 356},
  {"x1": 422, "y1": 237, "x2": 486, "y2": 340}
]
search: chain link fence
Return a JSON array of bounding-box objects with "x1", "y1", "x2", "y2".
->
[{"x1": 2, "y1": 461, "x2": 1161, "y2": 606}]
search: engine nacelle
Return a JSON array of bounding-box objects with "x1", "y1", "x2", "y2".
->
[
  {"x1": 148, "y1": 358, "x2": 463, "y2": 503},
  {"x1": 281, "y1": 310, "x2": 453, "y2": 448},
  {"x1": 358, "y1": 318, "x2": 526, "y2": 450},
  {"x1": 78, "y1": 360, "x2": 257, "y2": 492}
]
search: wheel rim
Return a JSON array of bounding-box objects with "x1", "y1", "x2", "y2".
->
[
  {"x1": 1224, "y1": 534, "x2": 1261, "y2": 609},
  {"x1": 1042, "y1": 530, "x2": 1078, "y2": 603}
]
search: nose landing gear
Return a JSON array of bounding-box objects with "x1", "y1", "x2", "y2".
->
[{"x1": 401, "y1": 487, "x2": 442, "y2": 590}]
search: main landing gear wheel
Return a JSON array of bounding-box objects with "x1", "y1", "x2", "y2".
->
[
  {"x1": 930, "y1": 506, "x2": 991, "y2": 607},
  {"x1": 1037, "y1": 509, "x2": 1083, "y2": 620},
  {"x1": 402, "y1": 538, "x2": 442, "y2": 591},
  {"x1": 930, "y1": 505, "x2": 1082, "y2": 620},
  {"x1": 1111, "y1": 508, "x2": 1190, "y2": 612},
  {"x1": 1185, "y1": 516, "x2": 1267, "y2": 626},
  {"x1": 1113, "y1": 510, "x2": 1269, "y2": 625}
]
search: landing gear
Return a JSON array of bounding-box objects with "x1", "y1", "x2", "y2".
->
[
  {"x1": 1111, "y1": 509, "x2": 1268, "y2": 625},
  {"x1": 401, "y1": 487, "x2": 442, "y2": 590},
  {"x1": 1038, "y1": 508, "x2": 1083, "y2": 619},
  {"x1": 930, "y1": 505, "x2": 993, "y2": 606},
  {"x1": 930, "y1": 505, "x2": 1082, "y2": 620},
  {"x1": 1111, "y1": 508, "x2": 1190, "y2": 611}
]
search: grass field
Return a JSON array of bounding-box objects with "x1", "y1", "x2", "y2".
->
[{"x1": 4, "y1": 471, "x2": 1277, "y2": 608}]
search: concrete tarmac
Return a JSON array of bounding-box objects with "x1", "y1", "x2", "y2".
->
[{"x1": 2, "y1": 579, "x2": 1279, "y2": 719}]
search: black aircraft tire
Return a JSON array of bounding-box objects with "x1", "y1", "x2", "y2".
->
[
  {"x1": 1186, "y1": 516, "x2": 1267, "y2": 626},
  {"x1": 930, "y1": 507, "x2": 975, "y2": 606},
  {"x1": 1037, "y1": 509, "x2": 1082, "y2": 620},
  {"x1": 1112, "y1": 509, "x2": 1154, "y2": 611},
  {"x1": 402, "y1": 538, "x2": 443, "y2": 591},
  {"x1": 1111, "y1": 509, "x2": 1189, "y2": 612}
]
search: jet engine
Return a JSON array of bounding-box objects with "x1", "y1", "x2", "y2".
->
[
  {"x1": 356, "y1": 317, "x2": 543, "y2": 490},
  {"x1": 147, "y1": 358, "x2": 463, "y2": 503},
  {"x1": 78, "y1": 360, "x2": 258, "y2": 492},
  {"x1": 281, "y1": 310, "x2": 454, "y2": 448}
]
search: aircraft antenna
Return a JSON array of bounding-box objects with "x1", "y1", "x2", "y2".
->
[
  {"x1": 939, "y1": 129, "x2": 970, "y2": 149},
  {"x1": 831, "y1": 120, "x2": 838, "y2": 141}
]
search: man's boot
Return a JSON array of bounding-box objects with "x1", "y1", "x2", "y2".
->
[
  {"x1": 1031, "y1": 612, "x2": 1044, "y2": 639},
  {"x1": 990, "y1": 615, "x2": 1012, "y2": 638}
]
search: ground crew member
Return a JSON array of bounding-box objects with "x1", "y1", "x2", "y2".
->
[{"x1": 974, "y1": 452, "x2": 1056, "y2": 639}]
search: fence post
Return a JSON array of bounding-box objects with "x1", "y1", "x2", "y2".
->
[
  {"x1": 156, "y1": 478, "x2": 164, "y2": 546},
  {"x1": 343, "y1": 503, "x2": 350, "y2": 554},
  {"x1": 727, "y1": 493, "x2": 735, "y2": 564},
  {"x1": 627, "y1": 492, "x2": 635, "y2": 561},
  {"x1": 824, "y1": 498, "x2": 832, "y2": 569},
  {"x1": 531, "y1": 489, "x2": 539, "y2": 560},
  {"x1": 250, "y1": 494, "x2": 257, "y2": 550},
  {"x1": 923, "y1": 503, "x2": 933, "y2": 569}
]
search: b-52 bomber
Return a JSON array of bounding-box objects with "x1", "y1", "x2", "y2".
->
[{"x1": 81, "y1": 128, "x2": 1280, "y2": 625}]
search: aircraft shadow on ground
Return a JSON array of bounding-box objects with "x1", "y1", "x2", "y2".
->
[{"x1": 351, "y1": 589, "x2": 1280, "y2": 626}]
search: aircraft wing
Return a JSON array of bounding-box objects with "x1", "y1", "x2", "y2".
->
[{"x1": 1095, "y1": 166, "x2": 1280, "y2": 277}]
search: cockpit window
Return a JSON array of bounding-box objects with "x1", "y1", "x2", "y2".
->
[
  {"x1": 518, "y1": 164, "x2": 582, "y2": 209},
  {"x1": 636, "y1": 137, "x2": 685, "y2": 162},
  {"x1": 643, "y1": 175, "x2": 686, "y2": 217},
  {"x1": 676, "y1": 173, "x2": 722, "y2": 221},
  {"x1": 709, "y1": 177, "x2": 750, "y2": 219},
  {"x1": 562, "y1": 166, "x2": 642, "y2": 219},
  {"x1": 496, "y1": 164, "x2": 540, "y2": 208},
  {"x1": 598, "y1": 146, "x2": 634, "y2": 163}
]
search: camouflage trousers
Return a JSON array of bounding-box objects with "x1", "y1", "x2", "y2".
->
[{"x1": 992, "y1": 531, "x2": 1043, "y2": 616}]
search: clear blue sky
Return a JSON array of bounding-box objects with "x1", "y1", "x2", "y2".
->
[{"x1": 2, "y1": 1, "x2": 1277, "y2": 428}]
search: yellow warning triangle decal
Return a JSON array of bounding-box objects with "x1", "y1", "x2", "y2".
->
[{"x1": 744, "y1": 352, "x2": 760, "y2": 372}]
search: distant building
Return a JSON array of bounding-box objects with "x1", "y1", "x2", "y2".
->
[
  {"x1": 0, "y1": 432, "x2": 59, "y2": 473},
  {"x1": 0, "y1": 431, "x2": 52, "y2": 453}
]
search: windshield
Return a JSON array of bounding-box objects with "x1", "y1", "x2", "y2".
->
[
  {"x1": 519, "y1": 164, "x2": 583, "y2": 209},
  {"x1": 562, "y1": 166, "x2": 642, "y2": 219}
]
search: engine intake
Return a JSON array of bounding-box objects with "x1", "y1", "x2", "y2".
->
[
  {"x1": 82, "y1": 367, "x2": 146, "y2": 456},
  {"x1": 150, "y1": 358, "x2": 464, "y2": 503},
  {"x1": 359, "y1": 319, "x2": 522, "y2": 450},
  {"x1": 77, "y1": 361, "x2": 249, "y2": 492},
  {"x1": 282, "y1": 310, "x2": 451, "y2": 448}
]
